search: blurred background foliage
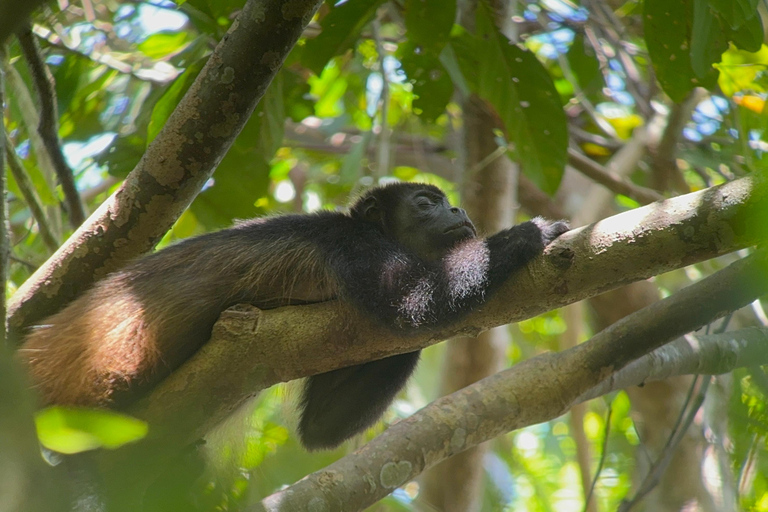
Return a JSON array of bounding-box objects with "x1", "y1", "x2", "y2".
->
[{"x1": 3, "y1": 0, "x2": 768, "y2": 510}]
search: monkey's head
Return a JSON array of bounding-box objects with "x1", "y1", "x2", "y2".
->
[{"x1": 351, "y1": 183, "x2": 476, "y2": 261}]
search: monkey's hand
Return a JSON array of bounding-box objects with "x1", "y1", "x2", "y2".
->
[{"x1": 531, "y1": 218, "x2": 570, "y2": 246}]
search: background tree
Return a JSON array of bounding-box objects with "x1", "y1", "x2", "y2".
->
[{"x1": 1, "y1": 0, "x2": 767, "y2": 511}]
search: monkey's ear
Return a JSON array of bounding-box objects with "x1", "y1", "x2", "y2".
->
[{"x1": 360, "y1": 196, "x2": 382, "y2": 223}]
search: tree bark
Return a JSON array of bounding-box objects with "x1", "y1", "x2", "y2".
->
[{"x1": 7, "y1": 0, "x2": 325, "y2": 341}]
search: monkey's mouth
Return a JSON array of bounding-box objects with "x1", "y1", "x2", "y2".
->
[{"x1": 444, "y1": 221, "x2": 476, "y2": 236}]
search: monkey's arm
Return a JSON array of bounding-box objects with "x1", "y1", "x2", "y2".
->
[{"x1": 336, "y1": 218, "x2": 569, "y2": 330}]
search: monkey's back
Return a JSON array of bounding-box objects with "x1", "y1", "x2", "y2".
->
[{"x1": 18, "y1": 213, "x2": 347, "y2": 407}]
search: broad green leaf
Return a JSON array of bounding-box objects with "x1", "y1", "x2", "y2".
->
[
  {"x1": 716, "y1": 45, "x2": 768, "y2": 96},
  {"x1": 138, "y1": 31, "x2": 193, "y2": 59},
  {"x1": 190, "y1": 154, "x2": 270, "y2": 228},
  {"x1": 691, "y1": 0, "x2": 727, "y2": 79},
  {"x1": 726, "y1": 13, "x2": 764, "y2": 52},
  {"x1": 708, "y1": 0, "x2": 759, "y2": 30},
  {"x1": 189, "y1": 79, "x2": 282, "y2": 227},
  {"x1": 404, "y1": 0, "x2": 456, "y2": 53},
  {"x1": 644, "y1": 0, "x2": 700, "y2": 101},
  {"x1": 439, "y1": 42, "x2": 470, "y2": 97},
  {"x1": 566, "y1": 33, "x2": 600, "y2": 92},
  {"x1": 458, "y1": 6, "x2": 567, "y2": 194},
  {"x1": 283, "y1": 69, "x2": 314, "y2": 122},
  {"x1": 302, "y1": 0, "x2": 387, "y2": 75},
  {"x1": 35, "y1": 407, "x2": 148, "y2": 454},
  {"x1": 51, "y1": 52, "x2": 91, "y2": 116},
  {"x1": 399, "y1": 43, "x2": 453, "y2": 122},
  {"x1": 147, "y1": 57, "x2": 207, "y2": 144},
  {"x1": 99, "y1": 134, "x2": 148, "y2": 178}
]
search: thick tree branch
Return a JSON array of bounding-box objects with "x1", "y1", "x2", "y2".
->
[
  {"x1": 579, "y1": 326, "x2": 768, "y2": 402},
  {"x1": 7, "y1": 0, "x2": 325, "y2": 341},
  {"x1": 124, "y1": 175, "x2": 767, "y2": 448},
  {"x1": 256, "y1": 252, "x2": 768, "y2": 511},
  {"x1": 16, "y1": 25, "x2": 86, "y2": 228}
]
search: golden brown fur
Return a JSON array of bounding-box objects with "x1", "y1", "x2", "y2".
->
[{"x1": 18, "y1": 232, "x2": 337, "y2": 407}]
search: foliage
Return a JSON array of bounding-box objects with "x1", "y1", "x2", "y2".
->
[{"x1": 3, "y1": 0, "x2": 768, "y2": 510}]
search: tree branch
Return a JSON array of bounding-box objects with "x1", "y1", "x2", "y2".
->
[
  {"x1": 16, "y1": 25, "x2": 86, "y2": 228},
  {"x1": 567, "y1": 148, "x2": 664, "y2": 205},
  {"x1": 255, "y1": 252, "x2": 768, "y2": 511},
  {"x1": 123, "y1": 175, "x2": 767, "y2": 450},
  {"x1": 7, "y1": 0, "x2": 325, "y2": 341}
]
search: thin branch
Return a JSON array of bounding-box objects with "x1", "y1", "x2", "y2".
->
[
  {"x1": 2, "y1": 60, "x2": 63, "y2": 240},
  {"x1": 0, "y1": 53, "x2": 7, "y2": 347},
  {"x1": 619, "y1": 377, "x2": 710, "y2": 512},
  {"x1": 4, "y1": 133, "x2": 60, "y2": 252},
  {"x1": 569, "y1": 126, "x2": 623, "y2": 151},
  {"x1": 650, "y1": 90, "x2": 706, "y2": 193},
  {"x1": 16, "y1": 25, "x2": 86, "y2": 227},
  {"x1": 568, "y1": 148, "x2": 664, "y2": 204},
  {"x1": 584, "y1": 406, "x2": 612, "y2": 512}
]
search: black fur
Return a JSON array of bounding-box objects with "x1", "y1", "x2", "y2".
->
[
  {"x1": 21, "y1": 182, "x2": 568, "y2": 451},
  {"x1": 290, "y1": 183, "x2": 568, "y2": 449}
]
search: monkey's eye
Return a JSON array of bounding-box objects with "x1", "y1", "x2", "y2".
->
[{"x1": 415, "y1": 196, "x2": 436, "y2": 208}]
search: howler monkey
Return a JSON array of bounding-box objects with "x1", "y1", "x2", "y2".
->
[{"x1": 19, "y1": 182, "x2": 568, "y2": 450}]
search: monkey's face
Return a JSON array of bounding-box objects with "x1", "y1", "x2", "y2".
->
[{"x1": 391, "y1": 188, "x2": 476, "y2": 261}]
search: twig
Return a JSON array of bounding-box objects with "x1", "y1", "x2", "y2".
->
[
  {"x1": 9, "y1": 254, "x2": 38, "y2": 271},
  {"x1": 0, "y1": 53, "x2": 8, "y2": 347},
  {"x1": 568, "y1": 148, "x2": 664, "y2": 204},
  {"x1": 619, "y1": 376, "x2": 710, "y2": 512},
  {"x1": 4, "y1": 132, "x2": 60, "y2": 252},
  {"x1": 557, "y1": 49, "x2": 619, "y2": 140},
  {"x1": 584, "y1": 406, "x2": 612, "y2": 512},
  {"x1": 619, "y1": 316, "x2": 729, "y2": 511},
  {"x1": 569, "y1": 126, "x2": 623, "y2": 151},
  {"x1": 16, "y1": 24, "x2": 86, "y2": 227},
  {"x1": 650, "y1": 90, "x2": 705, "y2": 193}
]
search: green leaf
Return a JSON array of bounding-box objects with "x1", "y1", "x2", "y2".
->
[
  {"x1": 35, "y1": 407, "x2": 148, "y2": 454},
  {"x1": 456, "y1": 6, "x2": 566, "y2": 194},
  {"x1": 439, "y1": 42, "x2": 470, "y2": 97},
  {"x1": 189, "y1": 78, "x2": 282, "y2": 228},
  {"x1": 708, "y1": 0, "x2": 759, "y2": 30},
  {"x1": 404, "y1": 0, "x2": 456, "y2": 53},
  {"x1": 715, "y1": 45, "x2": 768, "y2": 96},
  {"x1": 190, "y1": 155, "x2": 270, "y2": 228},
  {"x1": 644, "y1": 0, "x2": 697, "y2": 101},
  {"x1": 302, "y1": 0, "x2": 387, "y2": 75},
  {"x1": 147, "y1": 57, "x2": 207, "y2": 144},
  {"x1": 399, "y1": 43, "x2": 453, "y2": 122},
  {"x1": 726, "y1": 13, "x2": 764, "y2": 52},
  {"x1": 566, "y1": 33, "x2": 600, "y2": 92},
  {"x1": 691, "y1": 0, "x2": 727, "y2": 80},
  {"x1": 138, "y1": 31, "x2": 192, "y2": 59}
]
